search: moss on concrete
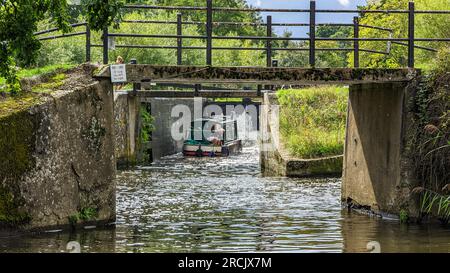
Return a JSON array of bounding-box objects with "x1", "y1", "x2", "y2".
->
[
  {"x1": 31, "y1": 73, "x2": 67, "y2": 93},
  {"x1": 0, "y1": 103, "x2": 38, "y2": 226},
  {"x1": 0, "y1": 110, "x2": 37, "y2": 178},
  {"x1": 97, "y1": 65, "x2": 417, "y2": 85},
  {"x1": 0, "y1": 185, "x2": 30, "y2": 226},
  {"x1": 0, "y1": 94, "x2": 42, "y2": 119}
]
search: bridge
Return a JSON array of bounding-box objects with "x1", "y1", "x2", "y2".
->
[{"x1": 39, "y1": 2, "x2": 449, "y2": 218}]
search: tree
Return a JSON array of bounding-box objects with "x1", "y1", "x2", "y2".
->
[
  {"x1": 153, "y1": 0, "x2": 264, "y2": 36},
  {"x1": 356, "y1": 0, "x2": 450, "y2": 68},
  {"x1": 0, "y1": 0, "x2": 71, "y2": 93},
  {"x1": 0, "y1": 0, "x2": 123, "y2": 94},
  {"x1": 316, "y1": 26, "x2": 352, "y2": 68}
]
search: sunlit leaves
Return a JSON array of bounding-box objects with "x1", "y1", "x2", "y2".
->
[{"x1": 81, "y1": 0, "x2": 124, "y2": 31}]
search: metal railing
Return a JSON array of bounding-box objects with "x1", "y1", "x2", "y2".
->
[{"x1": 35, "y1": 1, "x2": 450, "y2": 69}]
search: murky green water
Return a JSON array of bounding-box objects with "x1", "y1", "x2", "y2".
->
[{"x1": 1, "y1": 146, "x2": 450, "y2": 253}]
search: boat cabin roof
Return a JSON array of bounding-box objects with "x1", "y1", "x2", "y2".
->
[{"x1": 192, "y1": 116, "x2": 237, "y2": 125}]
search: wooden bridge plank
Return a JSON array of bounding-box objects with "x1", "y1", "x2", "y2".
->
[{"x1": 96, "y1": 65, "x2": 418, "y2": 85}]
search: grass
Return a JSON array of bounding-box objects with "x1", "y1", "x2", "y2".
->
[
  {"x1": 0, "y1": 64, "x2": 75, "y2": 90},
  {"x1": 277, "y1": 86, "x2": 348, "y2": 159}
]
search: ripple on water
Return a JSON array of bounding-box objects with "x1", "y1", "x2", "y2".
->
[
  {"x1": 2, "y1": 146, "x2": 450, "y2": 253},
  {"x1": 115, "y1": 146, "x2": 344, "y2": 252}
]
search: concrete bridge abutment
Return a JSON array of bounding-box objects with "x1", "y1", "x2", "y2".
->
[{"x1": 342, "y1": 82, "x2": 419, "y2": 218}]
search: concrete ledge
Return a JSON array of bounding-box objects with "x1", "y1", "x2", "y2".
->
[{"x1": 285, "y1": 156, "x2": 343, "y2": 177}]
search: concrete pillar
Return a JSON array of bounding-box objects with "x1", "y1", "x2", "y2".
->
[
  {"x1": 127, "y1": 94, "x2": 139, "y2": 160},
  {"x1": 114, "y1": 93, "x2": 140, "y2": 167},
  {"x1": 342, "y1": 82, "x2": 416, "y2": 217}
]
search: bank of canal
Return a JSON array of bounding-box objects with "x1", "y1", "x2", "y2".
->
[{"x1": 0, "y1": 146, "x2": 449, "y2": 253}]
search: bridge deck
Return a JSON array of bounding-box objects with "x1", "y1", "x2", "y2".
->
[{"x1": 96, "y1": 65, "x2": 418, "y2": 85}]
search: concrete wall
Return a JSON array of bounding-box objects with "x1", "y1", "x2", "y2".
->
[
  {"x1": 114, "y1": 93, "x2": 140, "y2": 166},
  {"x1": 115, "y1": 96, "x2": 207, "y2": 162},
  {"x1": 0, "y1": 74, "x2": 116, "y2": 230},
  {"x1": 147, "y1": 98, "x2": 200, "y2": 160},
  {"x1": 260, "y1": 93, "x2": 343, "y2": 177},
  {"x1": 342, "y1": 82, "x2": 417, "y2": 217}
]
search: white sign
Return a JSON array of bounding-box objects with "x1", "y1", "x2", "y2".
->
[{"x1": 110, "y1": 64, "x2": 127, "y2": 83}]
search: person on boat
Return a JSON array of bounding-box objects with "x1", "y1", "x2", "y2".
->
[{"x1": 207, "y1": 123, "x2": 225, "y2": 146}]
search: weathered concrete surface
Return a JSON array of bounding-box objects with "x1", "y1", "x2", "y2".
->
[
  {"x1": 0, "y1": 66, "x2": 116, "y2": 230},
  {"x1": 115, "y1": 95, "x2": 208, "y2": 162},
  {"x1": 114, "y1": 93, "x2": 140, "y2": 167},
  {"x1": 96, "y1": 65, "x2": 418, "y2": 85},
  {"x1": 342, "y1": 82, "x2": 418, "y2": 218},
  {"x1": 260, "y1": 93, "x2": 343, "y2": 177}
]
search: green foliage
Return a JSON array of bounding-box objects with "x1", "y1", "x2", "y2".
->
[
  {"x1": 357, "y1": 0, "x2": 450, "y2": 69},
  {"x1": 0, "y1": 44, "x2": 20, "y2": 94},
  {"x1": 409, "y1": 47, "x2": 449, "y2": 222},
  {"x1": 140, "y1": 106, "x2": 154, "y2": 143},
  {"x1": 0, "y1": 0, "x2": 72, "y2": 93},
  {"x1": 0, "y1": 64, "x2": 75, "y2": 88},
  {"x1": 277, "y1": 86, "x2": 348, "y2": 158},
  {"x1": 0, "y1": 0, "x2": 124, "y2": 94},
  {"x1": 415, "y1": 189, "x2": 450, "y2": 223},
  {"x1": 316, "y1": 26, "x2": 352, "y2": 68},
  {"x1": 68, "y1": 207, "x2": 98, "y2": 226},
  {"x1": 399, "y1": 209, "x2": 409, "y2": 223},
  {"x1": 154, "y1": 0, "x2": 263, "y2": 36},
  {"x1": 36, "y1": 34, "x2": 87, "y2": 67},
  {"x1": 82, "y1": 0, "x2": 124, "y2": 31},
  {"x1": 409, "y1": 49, "x2": 450, "y2": 197}
]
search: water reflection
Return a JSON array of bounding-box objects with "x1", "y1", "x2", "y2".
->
[
  {"x1": 341, "y1": 211, "x2": 450, "y2": 253},
  {"x1": 0, "y1": 146, "x2": 449, "y2": 253}
]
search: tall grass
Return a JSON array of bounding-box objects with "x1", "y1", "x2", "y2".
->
[{"x1": 277, "y1": 86, "x2": 348, "y2": 158}]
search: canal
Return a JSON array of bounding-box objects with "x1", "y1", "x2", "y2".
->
[{"x1": 1, "y1": 146, "x2": 450, "y2": 253}]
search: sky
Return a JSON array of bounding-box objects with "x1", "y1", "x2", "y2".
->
[{"x1": 245, "y1": 0, "x2": 368, "y2": 37}]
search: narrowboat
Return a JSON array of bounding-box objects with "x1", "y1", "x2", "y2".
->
[{"x1": 183, "y1": 117, "x2": 242, "y2": 157}]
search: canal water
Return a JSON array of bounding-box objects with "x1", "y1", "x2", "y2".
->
[{"x1": 1, "y1": 146, "x2": 450, "y2": 253}]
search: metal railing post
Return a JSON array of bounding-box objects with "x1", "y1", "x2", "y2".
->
[
  {"x1": 206, "y1": 0, "x2": 213, "y2": 66},
  {"x1": 266, "y1": 15, "x2": 272, "y2": 67},
  {"x1": 102, "y1": 27, "x2": 109, "y2": 64},
  {"x1": 194, "y1": 84, "x2": 201, "y2": 97},
  {"x1": 177, "y1": 13, "x2": 183, "y2": 65},
  {"x1": 408, "y1": 1, "x2": 415, "y2": 68},
  {"x1": 130, "y1": 59, "x2": 140, "y2": 94},
  {"x1": 309, "y1": 0, "x2": 316, "y2": 67},
  {"x1": 86, "y1": 24, "x2": 91, "y2": 63},
  {"x1": 353, "y1": 16, "x2": 360, "y2": 68}
]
